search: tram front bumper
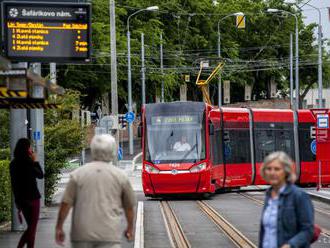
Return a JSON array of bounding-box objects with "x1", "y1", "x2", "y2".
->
[{"x1": 142, "y1": 170, "x2": 213, "y2": 195}]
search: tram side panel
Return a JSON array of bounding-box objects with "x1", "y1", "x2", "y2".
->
[
  {"x1": 222, "y1": 108, "x2": 253, "y2": 188},
  {"x1": 209, "y1": 110, "x2": 225, "y2": 189},
  {"x1": 252, "y1": 109, "x2": 295, "y2": 185},
  {"x1": 298, "y1": 110, "x2": 330, "y2": 187},
  {"x1": 297, "y1": 110, "x2": 317, "y2": 185}
]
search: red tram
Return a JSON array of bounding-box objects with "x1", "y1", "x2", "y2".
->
[{"x1": 141, "y1": 101, "x2": 330, "y2": 197}]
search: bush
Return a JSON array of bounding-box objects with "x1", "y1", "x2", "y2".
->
[
  {"x1": 0, "y1": 160, "x2": 11, "y2": 222},
  {"x1": 44, "y1": 120, "x2": 85, "y2": 205},
  {"x1": 0, "y1": 148, "x2": 10, "y2": 161}
]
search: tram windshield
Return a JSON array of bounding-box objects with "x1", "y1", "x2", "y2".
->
[{"x1": 145, "y1": 115, "x2": 206, "y2": 163}]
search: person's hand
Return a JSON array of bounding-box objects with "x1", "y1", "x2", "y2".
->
[
  {"x1": 281, "y1": 244, "x2": 290, "y2": 248},
  {"x1": 55, "y1": 227, "x2": 65, "y2": 246},
  {"x1": 31, "y1": 152, "x2": 37, "y2": 162},
  {"x1": 124, "y1": 226, "x2": 134, "y2": 241}
]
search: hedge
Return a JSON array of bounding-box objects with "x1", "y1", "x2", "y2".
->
[{"x1": 0, "y1": 160, "x2": 11, "y2": 223}]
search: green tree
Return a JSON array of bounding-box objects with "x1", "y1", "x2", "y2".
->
[{"x1": 57, "y1": 0, "x2": 325, "y2": 107}]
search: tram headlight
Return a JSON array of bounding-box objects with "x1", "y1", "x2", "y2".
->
[
  {"x1": 190, "y1": 163, "x2": 206, "y2": 173},
  {"x1": 145, "y1": 164, "x2": 160, "y2": 174}
]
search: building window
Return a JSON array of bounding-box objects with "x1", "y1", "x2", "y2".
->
[{"x1": 316, "y1": 99, "x2": 326, "y2": 108}]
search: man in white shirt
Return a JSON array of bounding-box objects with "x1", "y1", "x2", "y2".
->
[{"x1": 173, "y1": 135, "x2": 191, "y2": 152}]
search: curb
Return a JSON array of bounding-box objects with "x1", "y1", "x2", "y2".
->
[
  {"x1": 0, "y1": 221, "x2": 11, "y2": 231},
  {"x1": 308, "y1": 192, "x2": 330, "y2": 204}
]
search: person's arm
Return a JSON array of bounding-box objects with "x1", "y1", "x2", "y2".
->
[
  {"x1": 122, "y1": 178, "x2": 136, "y2": 241},
  {"x1": 30, "y1": 153, "x2": 44, "y2": 179},
  {"x1": 55, "y1": 202, "x2": 72, "y2": 246},
  {"x1": 32, "y1": 161, "x2": 44, "y2": 179},
  {"x1": 287, "y1": 191, "x2": 314, "y2": 247},
  {"x1": 124, "y1": 207, "x2": 135, "y2": 241},
  {"x1": 55, "y1": 174, "x2": 77, "y2": 246}
]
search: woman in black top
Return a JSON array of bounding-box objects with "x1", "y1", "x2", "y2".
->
[{"x1": 10, "y1": 138, "x2": 44, "y2": 248}]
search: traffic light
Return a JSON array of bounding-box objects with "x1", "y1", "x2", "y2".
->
[{"x1": 118, "y1": 115, "x2": 127, "y2": 130}]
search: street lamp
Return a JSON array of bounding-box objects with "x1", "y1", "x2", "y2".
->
[
  {"x1": 267, "y1": 8, "x2": 299, "y2": 110},
  {"x1": 217, "y1": 12, "x2": 244, "y2": 107},
  {"x1": 127, "y1": 6, "x2": 159, "y2": 155},
  {"x1": 284, "y1": 0, "x2": 323, "y2": 108}
]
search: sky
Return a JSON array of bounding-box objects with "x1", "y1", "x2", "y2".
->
[{"x1": 302, "y1": 0, "x2": 329, "y2": 46}]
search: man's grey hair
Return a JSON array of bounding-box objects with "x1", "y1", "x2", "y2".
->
[
  {"x1": 261, "y1": 151, "x2": 295, "y2": 182},
  {"x1": 91, "y1": 134, "x2": 117, "y2": 162}
]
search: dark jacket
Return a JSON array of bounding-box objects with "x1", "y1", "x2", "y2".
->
[
  {"x1": 10, "y1": 157, "x2": 44, "y2": 208},
  {"x1": 259, "y1": 183, "x2": 314, "y2": 248}
]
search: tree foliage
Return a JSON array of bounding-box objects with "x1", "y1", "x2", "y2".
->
[{"x1": 56, "y1": 0, "x2": 329, "y2": 109}]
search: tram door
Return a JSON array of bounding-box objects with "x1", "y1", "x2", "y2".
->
[
  {"x1": 222, "y1": 110, "x2": 252, "y2": 188},
  {"x1": 209, "y1": 119, "x2": 225, "y2": 188}
]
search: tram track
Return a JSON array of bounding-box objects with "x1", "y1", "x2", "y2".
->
[
  {"x1": 197, "y1": 200, "x2": 257, "y2": 248},
  {"x1": 238, "y1": 192, "x2": 330, "y2": 238},
  {"x1": 160, "y1": 201, "x2": 191, "y2": 248},
  {"x1": 160, "y1": 200, "x2": 257, "y2": 248}
]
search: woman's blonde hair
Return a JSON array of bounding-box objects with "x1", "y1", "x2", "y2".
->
[{"x1": 260, "y1": 151, "x2": 295, "y2": 183}]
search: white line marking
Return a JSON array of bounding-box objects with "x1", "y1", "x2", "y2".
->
[{"x1": 134, "y1": 201, "x2": 144, "y2": 248}]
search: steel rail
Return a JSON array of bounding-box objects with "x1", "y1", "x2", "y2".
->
[
  {"x1": 238, "y1": 192, "x2": 330, "y2": 239},
  {"x1": 160, "y1": 201, "x2": 191, "y2": 248},
  {"x1": 197, "y1": 200, "x2": 257, "y2": 248}
]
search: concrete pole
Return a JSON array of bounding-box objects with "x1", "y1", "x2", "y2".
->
[
  {"x1": 141, "y1": 32, "x2": 146, "y2": 105},
  {"x1": 217, "y1": 27, "x2": 222, "y2": 107},
  {"x1": 290, "y1": 32, "x2": 294, "y2": 109},
  {"x1": 50, "y1": 63, "x2": 56, "y2": 84},
  {"x1": 295, "y1": 16, "x2": 299, "y2": 110},
  {"x1": 304, "y1": 3, "x2": 323, "y2": 108},
  {"x1": 127, "y1": 29, "x2": 134, "y2": 155},
  {"x1": 30, "y1": 63, "x2": 44, "y2": 207},
  {"x1": 160, "y1": 33, "x2": 164, "y2": 102},
  {"x1": 317, "y1": 11, "x2": 323, "y2": 108},
  {"x1": 10, "y1": 63, "x2": 28, "y2": 231},
  {"x1": 110, "y1": 0, "x2": 120, "y2": 152}
]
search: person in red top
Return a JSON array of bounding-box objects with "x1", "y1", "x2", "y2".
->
[{"x1": 10, "y1": 138, "x2": 44, "y2": 248}]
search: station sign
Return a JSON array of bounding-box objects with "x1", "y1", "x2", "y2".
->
[
  {"x1": 0, "y1": 69, "x2": 27, "y2": 77},
  {"x1": 317, "y1": 114, "x2": 329, "y2": 129},
  {"x1": 2, "y1": 1, "x2": 91, "y2": 62}
]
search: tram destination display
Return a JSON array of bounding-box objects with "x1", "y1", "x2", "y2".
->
[
  {"x1": 151, "y1": 115, "x2": 199, "y2": 125},
  {"x1": 2, "y1": 1, "x2": 91, "y2": 62}
]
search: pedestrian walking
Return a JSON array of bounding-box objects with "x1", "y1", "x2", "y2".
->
[
  {"x1": 55, "y1": 134, "x2": 136, "y2": 248},
  {"x1": 10, "y1": 138, "x2": 44, "y2": 248},
  {"x1": 259, "y1": 151, "x2": 314, "y2": 248}
]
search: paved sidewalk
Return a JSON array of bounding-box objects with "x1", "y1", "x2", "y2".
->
[
  {"x1": 0, "y1": 163, "x2": 142, "y2": 248},
  {"x1": 306, "y1": 188, "x2": 330, "y2": 204}
]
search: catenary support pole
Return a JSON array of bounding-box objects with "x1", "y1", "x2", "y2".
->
[
  {"x1": 160, "y1": 33, "x2": 164, "y2": 103},
  {"x1": 295, "y1": 16, "x2": 299, "y2": 110},
  {"x1": 127, "y1": 19, "x2": 134, "y2": 155},
  {"x1": 30, "y1": 63, "x2": 45, "y2": 207},
  {"x1": 10, "y1": 62, "x2": 28, "y2": 231},
  {"x1": 290, "y1": 32, "x2": 294, "y2": 109},
  {"x1": 141, "y1": 32, "x2": 146, "y2": 105},
  {"x1": 110, "y1": 0, "x2": 120, "y2": 153},
  {"x1": 217, "y1": 24, "x2": 222, "y2": 107}
]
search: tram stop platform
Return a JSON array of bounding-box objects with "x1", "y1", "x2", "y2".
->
[
  {"x1": 0, "y1": 161, "x2": 143, "y2": 248},
  {"x1": 306, "y1": 188, "x2": 330, "y2": 204}
]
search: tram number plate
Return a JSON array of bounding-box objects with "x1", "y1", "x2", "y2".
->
[{"x1": 310, "y1": 126, "x2": 316, "y2": 139}]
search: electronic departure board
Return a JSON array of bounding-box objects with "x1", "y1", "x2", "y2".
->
[{"x1": 2, "y1": 1, "x2": 91, "y2": 62}]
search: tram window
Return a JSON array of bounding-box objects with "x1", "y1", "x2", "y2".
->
[
  {"x1": 275, "y1": 130, "x2": 295, "y2": 159},
  {"x1": 255, "y1": 130, "x2": 275, "y2": 162},
  {"x1": 255, "y1": 124, "x2": 295, "y2": 163},
  {"x1": 299, "y1": 123, "x2": 316, "y2": 162},
  {"x1": 211, "y1": 129, "x2": 223, "y2": 165},
  {"x1": 224, "y1": 129, "x2": 251, "y2": 164}
]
